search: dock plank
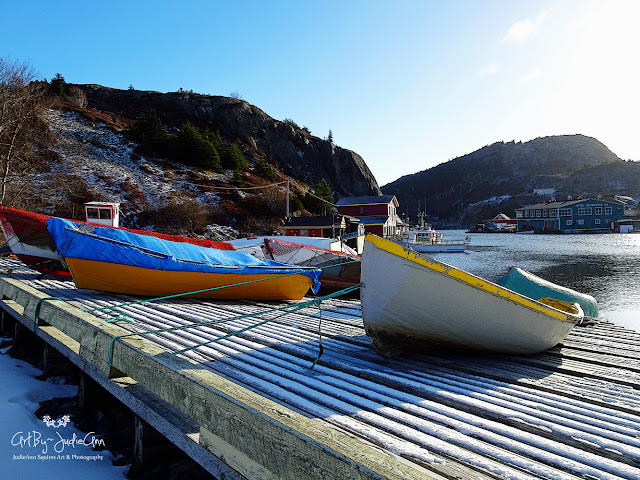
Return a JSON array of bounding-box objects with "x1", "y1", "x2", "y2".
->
[{"x1": 1, "y1": 258, "x2": 639, "y2": 480}]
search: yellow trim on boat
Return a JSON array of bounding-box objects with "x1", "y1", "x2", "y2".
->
[
  {"x1": 65, "y1": 258, "x2": 313, "y2": 301},
  {"x1": 365, "y1": 234, "x2": 569, "y2": 321},
  {"x1": 538, "y1": 297, "x2": 582, "y2": 315}
]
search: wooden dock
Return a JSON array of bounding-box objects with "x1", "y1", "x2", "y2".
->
[{"x1": 1, "y1": 256, "x2": 639, "y2": 479}]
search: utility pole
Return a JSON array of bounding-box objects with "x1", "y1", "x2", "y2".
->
[{"x1": 286, "y1": 178, "x2": 290, "y2": 218}]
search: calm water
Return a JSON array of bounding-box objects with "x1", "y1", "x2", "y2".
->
[{"x1": 431, "y1": 231, "x2": 640, "y2": 331}]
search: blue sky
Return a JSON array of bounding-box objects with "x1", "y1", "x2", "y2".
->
[{"x1": 2, "y1": 0, "x2": 639, "y2": 186}]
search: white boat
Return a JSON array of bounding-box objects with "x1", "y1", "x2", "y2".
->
[
  {"x1": 263, "y1": 237, "x2": 361, "y2": 292},
  {"x1": 395, "y1": 228, "x2": 468, "y2": 253},
  {"x1": 229, "y1": 236, "x2": 357, "y2": 258},
  {"x1": 361, "y1": 234, "x2": 583, "y2": 358}
]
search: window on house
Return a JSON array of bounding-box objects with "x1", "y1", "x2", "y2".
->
[
  {"x1": 577, "y1": 208, "x2": 586, "y2": 215},
  {"x1": 524, "y1": 210, "x2": 529, "y2": 218},
  {"x1": 516, "y1": 211, "x2": 523, "y2": 218},
  {"x1": 536, "y1": 210, "x2": 542, "y2": 217},
  {"x1": 542, "y1": 210, "x2": 548, "y2": 217},
  {"x1": 605, "y1": 206, "x2": 613, "y2": 214},
  {"x1": 595, "y1": 219, "x2": 601, "y2": 225},
  {"x1": 577, "y1": 219, "x2": 584, "y2": 225},
  {"x1": 549, "y1": 209, "x2": 557, "y2": 216},
  {"x1": 585, "y1": 207, "x2": 592, "y2": 215},
  {"x1": 559, "y1": 208, "x2": 571, "y2": 216},
  {"x1": 566, "y1": 220, "x2": 573, "y2": 225},
  {"x1": 595, "y1": 207, "x2": 603, "y2": 215}
]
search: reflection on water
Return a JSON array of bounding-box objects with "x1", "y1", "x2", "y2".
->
[{"x1": 431, "y1": 231, "x2": 640, "y2": 331}]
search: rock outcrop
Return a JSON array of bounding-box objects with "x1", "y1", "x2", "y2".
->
[{"x1": 77, "y1": 85, "x2": 381, "y2": 198}]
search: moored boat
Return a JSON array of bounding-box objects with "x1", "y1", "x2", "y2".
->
[
  {"x1": 395, "y1": 228, "x2": 468, "y2": 253},
  {"x1": 262, "y1": 237, "x2": 361, "y2": 292},
  {"x1": 46, "y1": 218, "x2": 321, "y2": 301},
  {"x1": 0, "y1": 206, "x2": 234, "y2": 277},
  {"x1": 361, "y1": 234, "x2": 583, "y2": 357}
]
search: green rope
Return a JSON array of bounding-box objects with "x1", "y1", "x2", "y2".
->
[
  {"x1": 311, "y1": 298, "x2": 323, "y2": 369},
  {"x1": 82, "y1": 268, "x2": 321, "y2": 318},
  {"x1": 33, "y1": 297, "x2": 63, "y2": 332},
  {"x1": 107, "y1": 283, "x2": 361, "y2": 368}
]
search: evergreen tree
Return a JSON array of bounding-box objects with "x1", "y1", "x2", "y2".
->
[
  {"x1": 254, "y1": 159, "x2": 275, "y2": 182},
  {"x1": 305, "y1": 178, "x2": 334, "y2": 215},
  {"x1": 174, "y1": 121, "x2": 222, "y2": 172},
  {"x1": 49, "y1": 73, "x2": 67, "y2": 100},
  {"x1": 221, "y1": 142, "x2": 248, "y2": 171},
  {"x1": 132, "y1": 109, "x2": 168, "y2": 154}
]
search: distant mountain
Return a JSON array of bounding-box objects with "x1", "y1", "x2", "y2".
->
[{"x1": 381, "y1": 135, "x2": 640, "y2": 227}]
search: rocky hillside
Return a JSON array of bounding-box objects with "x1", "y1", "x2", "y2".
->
[
  {"x1": 382, "y1": 135, "x2": 640, "y2": 226},
  {"x1": 77, "y1": 84, "x2": 381, "y2": 198}
]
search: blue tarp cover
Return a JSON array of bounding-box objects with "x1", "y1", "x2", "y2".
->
[{"x1": 47, "y1": 218, "x2": 321, "y2": 293}]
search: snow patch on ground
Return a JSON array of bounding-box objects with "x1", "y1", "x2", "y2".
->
[
  {"x1": 41, "y1": 108, "x2": 239, "y2": 239},
  {"x1": 0, "y1": 339, "x2": 127, "y2": 478},
  {"x1": 42, "y1": 109, "x2": 231, "y2": 212}
]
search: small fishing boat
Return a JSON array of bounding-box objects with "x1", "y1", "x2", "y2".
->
[
  {"x1": 0, "y1": 206, "x2": 234, "y2": 277},
  {"x1": 395, "y1": 228, "x2": 468, "y2": 253},
  {"x1": 229, "y1": 235, "x2": 358, "y2": 259},
  {"x1": 496, "y1": 266, "x2": 598, "y2": 321},
  {"x1": 46, "y1": 218, "x2": 321, "y2": 301},
  {"x1": 262, "y1": 237, "x2": 361, "y2": 292},
  {"x1": 361, "y1": 234, "x2": 583, "y2": 357}
]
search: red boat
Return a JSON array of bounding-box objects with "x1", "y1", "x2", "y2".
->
[{"x1": 0, "y1": 206, "x2": 234, "y2": 277}]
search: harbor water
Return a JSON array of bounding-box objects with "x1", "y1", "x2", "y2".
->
[{"x1": 432, "y1": 231, "x2": 640, "y2": 332}]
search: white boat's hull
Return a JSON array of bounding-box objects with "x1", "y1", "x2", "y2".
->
[{"x1": 361, "y1": 235, "x2": 581, "y2": 356}]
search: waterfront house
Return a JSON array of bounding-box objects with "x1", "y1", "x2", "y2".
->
[
  {"x1": 482, "y1": 213, "x2": 517, "y2": 232},
  {"x1": 515, "y1": 198, "x2": 625, "y2": 233},
  {"x1": 283, "y1": 215, "x2": 355, "y2": 238},
  {"x1": 336, "y1": 195, "x2": 403, "y2": 237}
]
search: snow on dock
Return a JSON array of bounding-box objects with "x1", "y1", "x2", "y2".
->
[{"x1": 1, "y1": 257, "x2": 640, "y2": 480}]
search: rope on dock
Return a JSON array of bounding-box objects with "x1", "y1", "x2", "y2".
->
[
  {"x1": 80, "y1": 258, "x2": 359, "y2": 321},
  {"x1": 33, "y1": 297, "x2": 63, "y2": 332},
  {"x1": 107, "y1": 283, "x2": 361, "y2": 369}
]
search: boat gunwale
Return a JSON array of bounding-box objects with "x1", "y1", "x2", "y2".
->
[{"x1": 365, "y1": 234, "x2": 582, "y2": 325}]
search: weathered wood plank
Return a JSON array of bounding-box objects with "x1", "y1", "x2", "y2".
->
[{"x1": 0, "y1": 276, "x2": 447, "y2": 480}]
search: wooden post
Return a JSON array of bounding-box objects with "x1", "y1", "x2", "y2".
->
[
  {"x1": 0, "y1": 309, "x2": 14, "y2": 336},
  {"x1": 132, "y1": 415, "x2": 203, "y2": 476},
  {"x1": 13, "y1": 321, "x2": 29, "y2": 347},
  {"x1": 42, "y1": 344, "x2": 69, "y2": 377},
  {"x1": 78, "y1": 373, "x2": 103, "y2": 409}
]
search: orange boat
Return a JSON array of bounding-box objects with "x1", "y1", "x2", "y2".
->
[
  {"x1": 47, "y1": 217, "x2": 321, "y2": 301},
  {"x1": 0, "y1": 206, "x2": 233, "y2": 277}
]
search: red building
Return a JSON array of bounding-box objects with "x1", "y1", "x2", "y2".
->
[
  {"x1": 482, "y1": 213, "x2": 517, "y2": 232},
  {"x1": 284, "y1": 215, "x2": 350, "y2": 238},
  {"x1": 336, "y1": 195, "x2": 403, "y2": 238}
]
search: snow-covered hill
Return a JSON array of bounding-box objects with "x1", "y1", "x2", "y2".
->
[{"x1": 38, "y1": 109, "x2": 240, "y2": 239}]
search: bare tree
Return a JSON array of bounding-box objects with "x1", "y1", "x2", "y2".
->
[{"x1": 0, "y1": 57, "x2": 47, "y2": 205}]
